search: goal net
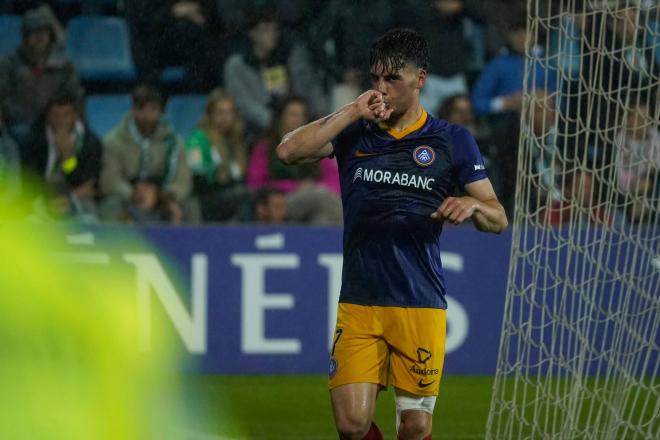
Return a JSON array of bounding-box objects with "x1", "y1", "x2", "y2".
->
[{"x1": 487, "y1": 1, "x2": 659, "y2": 439}]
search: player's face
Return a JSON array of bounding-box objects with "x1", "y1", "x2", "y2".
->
[{"x1": 369, "y1": 63, "x2": 425, "y2": 118}]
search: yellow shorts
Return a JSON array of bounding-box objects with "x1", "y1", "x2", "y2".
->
[{"x1": 328, "y1": 302, "x2": 446, "y2": 396}]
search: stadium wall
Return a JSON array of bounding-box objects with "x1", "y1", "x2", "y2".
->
[{"x1": 59, "y1": 226, "x2": 511, "y2": 375}]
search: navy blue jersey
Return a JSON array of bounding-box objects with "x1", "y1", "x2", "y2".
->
[{"x1": 332, "y1": 111, "x2": 487, "y2": 309}]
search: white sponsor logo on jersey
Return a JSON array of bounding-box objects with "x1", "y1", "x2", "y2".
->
[
  {"x1": 352, "y1": 167, "x2": 435, "y2": 191},
  {"x1": 474, "y1": 164, "x2": 485, "y2": 170}
]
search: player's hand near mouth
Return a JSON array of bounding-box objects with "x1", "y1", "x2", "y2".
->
[
  {"x1": 276, "y1": 90, "x2": 393, "y2": 164},
  {"x1": 361, "y1": 90, "x2": 394, "y2": 122}
]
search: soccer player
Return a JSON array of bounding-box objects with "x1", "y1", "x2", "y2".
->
[{"x1": 277, "y1": 29, "x2": 508, "y2": 440}]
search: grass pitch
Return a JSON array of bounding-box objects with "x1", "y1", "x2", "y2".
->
[{"x1": 184, "y1": 375, "x2": 493, "y2": 439}]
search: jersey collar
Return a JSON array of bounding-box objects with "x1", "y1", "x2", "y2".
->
[{"x1": 378, "y1": 110, "x2": 428, "y2": 140}]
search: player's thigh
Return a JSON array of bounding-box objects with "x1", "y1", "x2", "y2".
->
[
  {"x1": 329, "y1": 303, "x2": 390, "y2": 390},
  {"x1": 384, "y1": 307, "x2": 447, "y2": 396},
  {"x1": 330, "y1": 382, "x2": 380, "y2": 431},
  {"x1": 394, "y1": 387, "x2": 434, "y2": 439}
]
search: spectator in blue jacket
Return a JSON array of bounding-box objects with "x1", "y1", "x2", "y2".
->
[
  {"x1": 471, "y1": 17, "x2": 555, "y2": 117},
  {"x1": 471, "y1": 16, "x2": 556, "y2": 214}
]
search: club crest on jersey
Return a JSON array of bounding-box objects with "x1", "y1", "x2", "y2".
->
[{"x1": 413, "y1": 146, "x2": 435, "y2": 167}]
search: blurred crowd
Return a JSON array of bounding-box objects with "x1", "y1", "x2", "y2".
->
[{"x1": 0, "y1": 0, "x2": 657, "y2": 227}]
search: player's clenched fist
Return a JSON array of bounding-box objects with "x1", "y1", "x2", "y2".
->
[
  {"x1": 431, "y1": 196, "x2": 480, "y2": 224},
  {"x1": 353, "y1": 90, "x2": 393, "y2": 122}
]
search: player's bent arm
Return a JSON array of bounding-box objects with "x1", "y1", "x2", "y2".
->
[
  {"x1": 277, "y1": 90, "x2": 390, "y2": 165},
  {"x1": 431, "y1": 178, "x2": 508, "y2": 234},
  {"x1": 463, "y1": 179, "x2": 508, "y2": 233},
  {"x1": 276, "y1": 103, "x2": 361, "y2": 165}
]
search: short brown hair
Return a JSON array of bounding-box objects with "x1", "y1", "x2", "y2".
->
[{"x1": 131, "y1": 84, "x2": 163, "y2": 109}]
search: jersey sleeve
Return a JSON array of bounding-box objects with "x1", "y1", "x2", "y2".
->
[
  {"x1": 451, "y1": 125, "x2": 488, "y2": 187},
  {"x1": 331, "y1": 120, "x2": 362, "y2": 158}
]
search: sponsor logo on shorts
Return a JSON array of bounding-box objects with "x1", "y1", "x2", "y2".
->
[
  {"x1": 352, "y1": 167, "x2": 435, "y2": 191},
  {"x1": 413, "y1": 146, "x2": 435, "y2": 167},
  {"x1": 329, "y1": 357, "x2": 338, "y2": 378},
  {"x1": 409, "y1": 365, "x2": 439, "y2": 376},
  {"x1": 417, "y1": 347, "x2": 432, "y2": 364},
  {"x1": 410, "y1": 347, "x2": 439, "y2": 383},
  {"x1": 418, "y1": 379, "x2": 435, "y2": 388}
]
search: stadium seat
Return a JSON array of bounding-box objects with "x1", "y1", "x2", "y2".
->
[
  {"x1": 0, "y1": 15, "x2": 22, "y2": 57},
  {"x1": 65, "y1": 16, "x2": 136, "y2": 81},
  {"x1": 85, "y1": 94, "x2": 131, "y2": 136},
  {"x1": 54, "y1": 0, "x2": 117, "y2": 14},
  {"x1": 161, "y1": 66, "x2": 187, "y2": 84},
  {"x1": 166, "y1": 95, "x2": 207, "y2": 139}
]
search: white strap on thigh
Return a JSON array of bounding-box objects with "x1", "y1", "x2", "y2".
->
[{"x1": 394, "y1": 392, "x2": 437, "y2": 432}]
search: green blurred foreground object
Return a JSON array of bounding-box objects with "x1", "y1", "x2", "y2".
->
[{"x1": 0, "y1": 217, "x2": 187, "y2": 439}]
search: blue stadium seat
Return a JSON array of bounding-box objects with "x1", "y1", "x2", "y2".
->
[
  {"x1": 54, "y1": 0, "x2": 117, "y2": 14},
  {"x1": 160, "y1": 66, "x2": 187, "y2": 84},
  {"x1": 66, "y1": 16, "x2": 136, "y2": 81},
  {"x1": 0, "y1": 15, "x2": 22, "y2": 57},
  {"x1": 166, "y1": 95, "x2": 207, "y2": 138},
  {"x1": 85, "y1": 94, "x2": 131, "y2": 136}
]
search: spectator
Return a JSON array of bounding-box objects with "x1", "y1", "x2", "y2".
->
[
  {"x1": 607, "y1": 5, "x2": 659, "y2": 88},
  {"x1": 472, "y1": 17, "x2": 538, "y2": 117},
  {"x1": 615, "y1": 101, "x2": 660, "y2": 198},
  {"x1": 624, "y1": 172, "x2": 657, "y2": 226},
  {"x1": 253, "y1": 186, "x2": 288, "y2": 224},
  {"x1": 471, "y1": 16, "x2": 555, "y2": 212},
  {"x1": 99, "y1": 84, "x2": 194, "y2": 224},
  {"x1": 20, "y1": 89, "x2": 101, "y2": 222},
  {"x1": 186, "y1": 88, "x2": 251, "y2": 222},
  {"x1": 307, "y1": 0, "x2": 396, "y2": 110},
  {"x1": 539, "y1": 167, "x2": 611, "y2": 227},
  {"x1": 125, "y1": 0, "x2": 223, "y2": 92},
  {"x1": 414, "y1": 0, "x2": 485, "y2": 115},
  {"x1": 547, "y1": 8, "x2": 587, "y2": 83},
  {"x1": 0, "y1": 6, "x2": 82, "y2": 145},
  {"x1": 0, "y1": 109, "x2": 21, "y2": 206},
  {"x1": 247, "y1": 96, "x2": 342, "y2": 224},
  {"x1": 526, "y1": 90, "x2": 562, "y2": 203},
  {"x1": 224, "y1": 10, "x2": 328, "y2": 137},
  {"x1": 478, "y1": 0, "x2": 526, "y2": 57},
  {"x1": 121, "y1": 178, "x2": 184, "y2": 224},
  {"x1": 569, "y1": 6, "x2": 660, "y2": 143},
  {"x1": 215, "y1": 0, "x2": 307, "y2": 39},
  {"x1": 439, "y1": 93, "x2": 479, "y2": 134}
]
